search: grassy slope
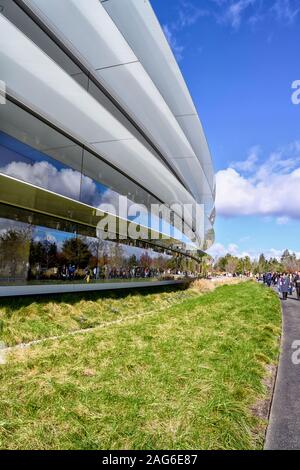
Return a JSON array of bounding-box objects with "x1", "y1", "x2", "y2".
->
[
  {"x1": 0, "y1": 282, "x2": 281, "y2": 450},
  {"x1": 0, "y1": 285, "x2": 196, "y2": 347}
]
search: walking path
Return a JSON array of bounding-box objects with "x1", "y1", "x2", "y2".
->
[{"x1": 265, "y1": 289, "x2": 300, "y2": 449}]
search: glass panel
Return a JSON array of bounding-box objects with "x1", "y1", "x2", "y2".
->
[
  {"x1": 81, "y1": 148, "x2": 156, "y2": 208},
  {"x1": 0, "y1": 100, "x2": 83, "y2": 200},
  {"x1": 0, "y1": 204, "x2": 192, "y2": 286},
  {"x1": 0, "y1": 100, "x2": 201, "y2": 250}
]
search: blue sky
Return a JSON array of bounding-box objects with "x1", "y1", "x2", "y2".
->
[{"x1": 151, "y1": 0, "x2": 300, "y2": 259}]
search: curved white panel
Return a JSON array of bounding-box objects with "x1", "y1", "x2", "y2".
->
[
  {"x1": 102, "y1": 0, "x2": 196, "y2": 117},
  {"x1": 21, "y1": 0, "x2": 214, "y2": 203},
  {"x1": 0, "y1": 14, "x2": 200, "y2": 238},
  {"x1": 176, "y1": 115, "x2": 215, "y2": 191},
  {"x1": 25, "y1": 0, "x2": 137, "y2": 70},
  {"x1": 96, "y1": 62, "x2": 195, "y2": 160},
  {"x1": 101, "y1": 0, "x2": 215, "y2": 190},
  {"x1": 1, "y1": 0, "x2": 216, "y2": 251}
]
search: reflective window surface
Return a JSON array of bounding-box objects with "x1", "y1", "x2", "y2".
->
[
  {"x1": 0, "y1": 99, "x2": 158, "y2": 212},
  {"x1": 0, "y1": 100, "x2": 200, "y2": 247},
  {"x1": 0, "y1": 205, "x2": 200, "y2": 286}
]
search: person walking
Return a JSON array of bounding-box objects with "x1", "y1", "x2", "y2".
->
[
  {"x1": 266, "y1": 272, "x2": 272, "y2": 287},
  {"x1": 287, "y1": 273, "x2": 293, "y2": 295},
  {"x1": 279, "y1": 273, "x2": 289, "y2": 300},
  {"x1": 294, "y1": 271, "x2": 300, "y2": 300}
]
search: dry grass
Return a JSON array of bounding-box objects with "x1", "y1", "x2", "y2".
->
[
  {"x1": 0, "y1": 279, "x2": 246, "y2": 348},
  {"x1": 0, "y1": 281, "x2": 281, "y2": 450},
  {"x1": 191, "y1": 276, "x2": 247, "y2": 293},
  {"x1": 0, "y1": 286, "x2": 197, "y2": 347}
]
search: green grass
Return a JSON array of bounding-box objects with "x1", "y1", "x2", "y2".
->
[
  {"x1": 0, "y1": 285, "x2": 194, "y2": 347},
  {"x1": 0, "y1": 281, "x2": 281, "y2": 450}
]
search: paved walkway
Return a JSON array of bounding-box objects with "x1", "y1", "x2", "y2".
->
[{"x1": 265, "y1": 289, "x2": 300, "y2": 449}]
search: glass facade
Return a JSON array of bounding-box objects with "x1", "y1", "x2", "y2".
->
[
  {"x1": 0, "y1": 99, "x2": 202, "y2": 288},
  {"x1": 0, "y1": 204, "x2": 199, "y2": 286},
  {"x1": 0, "y1": 99, "x2": 201, "y2": 247},
  {"x1": 0, "y1": 0, "x2": 179, "y2": 184},
  {"x1": 0, "y1": 1, "x2": 215, "y2": 291},
  {"x1": 0, "y1": 99, "x2": 158, "y2": 211}
]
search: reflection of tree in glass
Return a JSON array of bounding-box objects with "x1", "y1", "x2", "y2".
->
[
  {"x1": 61, "y1": 237, "x2": 92, "y2": 268},
  {"x1": 152, "y1": 255, "x2": 166, "y2": 272},
  {"x1": 198, "y1": 255, "x2": 210, "y2": 277},
  {"x1": 86, "y1": 238, "x2": 106, "y2": 268},
  {"x1": 140, "y1": 252, "x2": 152, "y2": 268},
  {"x1": 167, "y1": 254, "x2": 184, "y2": 272},
  {"x1": 127, "y1": 254, "x2": 138, "y2": 268},
  {"x1": 29, "y1": 240, "x2": 58, "y2": 269},
  {"x1": 109, "y1": 243, "x2": 124, "y2": 268},
  {"x1": 0, "y1": 228, "x2": 32, "y2": 279}
]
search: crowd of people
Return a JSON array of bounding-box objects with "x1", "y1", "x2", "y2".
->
[
  {"x1": 34, "y1": 264, "x2": 172, "y2": 282},
  {"x1": 262, "y1": 272, "x2": 300, "y2": 300}
]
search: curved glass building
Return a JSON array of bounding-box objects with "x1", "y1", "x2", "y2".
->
[{"x1": 0, "y1": 0, "x2": 215, "y2": 295}]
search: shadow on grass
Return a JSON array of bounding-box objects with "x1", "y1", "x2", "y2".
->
[{"x1": 0, "y1": 282, "x2": 191, "y2": 312}]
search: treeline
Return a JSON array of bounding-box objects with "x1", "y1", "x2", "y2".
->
[
  {"x1": 0, "y1": 228, "x2": 202, "y2": 280},
  {"x1": 213, "y1": 250, "x2": 300, "y2": 274}
]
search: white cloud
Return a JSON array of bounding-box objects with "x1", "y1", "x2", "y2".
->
[
  {"x1": 177, "y1": 1, "x2": 209, "y2": 27},
  {"x1": 162, "y1": 0, "x2": 299, "y2": 59},
  {"x1": 230, "y1": 145, "x2": 260, "y2": 172},
  {"x1": 0, "y1": 160, "x2": 122, "y2": 209},
  {"x1": 216, "y1": 141, "x2": 300, "y2": 220},
  {"x1": 163, "y1": 25, "x2": 184, "y2": 62},
  {"x1": 208, "y1": 241, "x2": 251, "y2": 259},
  {"x1": 208, "y1": 242, "x2": 300, "y2": 261},
  {"x1": 1, "y1": 160, "x2": 82, "y2": 200},
  {"x1": 224, "y1": 0, "x2": 256, "y2": 29},
  {"x1": 272, "y1": 0, "x2": 300, "y2": 24},
  {"x1": 162, "y1": 1, "x2": 208, "y2": 61},
  {"x1": 44, "y1": 233, "x2": 57, "y2": 244},
  {"x1": 276, "y1": 216, "x2": 290, "y2": 225},
  {"x1": 211, "y1": 0, "x2": 299, "y2": 29}
]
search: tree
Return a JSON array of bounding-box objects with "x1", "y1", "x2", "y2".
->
[
  {"x1": 127, "y1": 254, "x2": 138, "y2": 268},
  {"x1": 281, "y1": 249, "x2": 298, "y2": 273},
  {"x1": 199, "y1": 254, "x2": 211, "y2": 277},
  {"x1": 258, "y1": 254, "x2": 267, "y2": 273},
  {"x1": 215, "y1": 253, "x2": 239, "y2": 274},
  {"x1": 29, "y1": 240, "x2": 57, "y2": 269},
  {"x1": 61, "y1": 237, "x2": 91, "y2": 267},
  {"x1": 281, "y1": 249, "x2": 291, "y2": 264},
  {"x1": 268, "y1": 257, "x2": 283, "y2": 273},
  {"x1": 88, "y1": 237, "x2": 106, "y2": 268},
  {"x1": 216, "y1": 255, "x2": 228, "y2": 272},
  {"x1": 109, "y1": 243, "x2": 124, "y2": 268},
  {"x1": 252, "y1": 259, "x2": 260, "y2": 275},
  {"x1": 243, "y1": 256, "x2": 252, "y2": 273},
  {"x1": 140, "y1": 252, "x2": 152, "y2": 268},
  {"x1": 226, "y1": 256, "x2": 238, "y2": 275},
  {"x1": 0, "y1": 228, "x2": 31, "y2": 279},
  {"x1": 152, "y1": 255, "x2": 167, "y2": 272},
  {"x1": 236, "y1": 258, "x2": 244, "y2": 275}
]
